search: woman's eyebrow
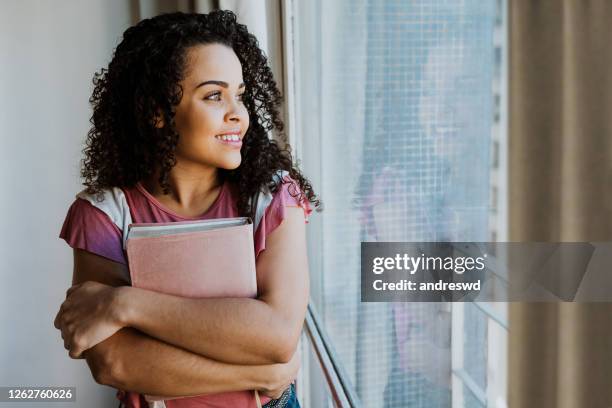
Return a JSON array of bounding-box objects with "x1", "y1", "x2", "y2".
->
[{"x1": 195, "y1": 80, "x2": 246, "y2": 90}]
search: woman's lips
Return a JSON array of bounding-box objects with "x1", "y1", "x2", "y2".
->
[{"x1": 214, "y1": 134, "x2": 242, "y2": 149}]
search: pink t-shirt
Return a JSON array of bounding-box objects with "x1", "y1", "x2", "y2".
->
[{"x1": 59, "y1": 176, "x2": 311, "y2": 408}]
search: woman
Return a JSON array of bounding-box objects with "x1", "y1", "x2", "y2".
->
[{"x1": 53, "y1": 11, "x2": 318, "y2": 408}]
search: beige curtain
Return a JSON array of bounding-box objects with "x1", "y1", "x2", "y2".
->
[{"x1": 509, "y1": 1, "x2": 612, "y2": 407}]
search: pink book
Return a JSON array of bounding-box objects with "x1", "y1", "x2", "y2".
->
[
  {"x1": 125, "y1": 217, "x2": 265, "y2": 408},
  {"x1": 127, "y1": 217, "x2": 257, "y2": 299}
]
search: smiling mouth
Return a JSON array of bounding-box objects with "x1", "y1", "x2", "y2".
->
[
  {"x1": 215, "y1": 134, "x2": 241, "y2": 142},
  {"x1": 214, "y1": 133, "x2": 242, "y2": 148}
]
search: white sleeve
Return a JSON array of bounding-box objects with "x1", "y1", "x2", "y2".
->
[{"x1": 76, "y1": 187, "x2": 133, "y2": 249}]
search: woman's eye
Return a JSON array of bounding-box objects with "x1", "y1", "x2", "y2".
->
[
  {"x1": 204, "y1": 92, "x2": 245, "y2": 102},
  {"x1": 204, "y1": 92, "x2": 222, "y2": 101}
]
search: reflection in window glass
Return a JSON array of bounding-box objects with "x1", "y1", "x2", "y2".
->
[
  {"x1": 464, "y1": 302, "x2": 488, "y2": 392},
  {"x1": 295, "y1": 1, "x2": 499, "y2": 407}
]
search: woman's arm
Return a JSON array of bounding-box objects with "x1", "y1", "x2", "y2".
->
[
  {"x1": 85, "y1": 327, "x2": 298, "y2": 397},
  {"x1": 66, "y1": 249, "x2": 298, "y2": 397},
  {"x1": 118, "y1": 207, "x2": 310, "y2": 365}
]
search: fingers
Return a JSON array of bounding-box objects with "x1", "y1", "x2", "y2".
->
[
  {"x1": 68, "y1": 347, "x2": 84, "y2": 360},
  {"x1": 66, "y1": 284, "x2": 82, "y2": 298},
  {"x1": 64, "y1": 338, "x2": 83, "y2": 359},
  {"x1": 53, "y1": 310, "x2": 61, "y2": 329},
  {"x1": 55, "y1": 286, "x2": 87, "y2": 359},
  {"x1": 54, "y1": 306, "x2": 66, "y2": 329},
  {"x1": 60, "y1": 324, "x2": 86, "y2": 360},
  {"x1": 62, "y1": 328, "x2": 74, "y2": 355},
  {"x1": 67, "y1": 334, "x2": 88, "y2": 360},
  {"x1": 54, "y1": 286, "x2": 73, "y2": 329},
  {"x1": 53, "y1": 301, "x2": 70, "y2": 329},
  {"x1": 56, "y1": 312, "x2": 74, "y2": 352}
]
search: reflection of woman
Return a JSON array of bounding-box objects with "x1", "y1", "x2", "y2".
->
[
  {"x1": 359, "y1": 166, "x2": 451, "y2": 408},
  {"x1": 358, "y1": 34, "x2": 488, "y2": 406},
  {"x1": 53, "y1": 11, "x2": 319, "y2": 408},
  {"x1": 357, "y1": 39, "x2": 475, "y2": 408}
]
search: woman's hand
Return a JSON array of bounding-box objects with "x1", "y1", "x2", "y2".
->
[
  {"x1": 260, "y1": 349, "x2": 301, "y2": 399},
  {"x1": 54, "y1": 281, "x2": 128, "y2": 359}
]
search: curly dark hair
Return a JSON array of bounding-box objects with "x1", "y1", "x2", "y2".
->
[{"x1": 82, "y1": 10, "x2": 320, "y2": 218}]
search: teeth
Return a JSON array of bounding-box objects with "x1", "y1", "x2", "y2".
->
[{"x1": 216, "y1": 134, "x2": 240, "y2": 141}]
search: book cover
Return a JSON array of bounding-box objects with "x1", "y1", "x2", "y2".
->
[{"x1": 125, "y1": 217, "x2": 263, "y2": 408}]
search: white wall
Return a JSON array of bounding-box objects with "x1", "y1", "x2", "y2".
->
[{"x1": 0, "y1": 1, "x2": 133, "y2": 406}]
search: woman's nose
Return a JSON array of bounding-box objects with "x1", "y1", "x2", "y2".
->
[{"x1": 224, "y1": 100, "x2": 241, "y2": 122}]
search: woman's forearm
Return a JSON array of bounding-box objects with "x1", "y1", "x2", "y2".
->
[
  {"x1": 118, "y1": 286, "x2": 300, "y2": 365},
  {"x1": 85, "y1": 327, "x2": 279, "y2": 397},
  {"x1": 113, "y1": 208, "x2": 310, "y2": 366}
]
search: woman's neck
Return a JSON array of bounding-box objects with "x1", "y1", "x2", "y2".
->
[{"x1": 143, "y1": 164, "x2": 222, "y2": 217}]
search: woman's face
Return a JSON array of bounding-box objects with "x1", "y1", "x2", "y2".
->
[{"x1": 171, "y1": 43, "x2": 249, "y2": 171}]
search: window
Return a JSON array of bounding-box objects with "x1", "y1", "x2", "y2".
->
[{"x1": 290, "y1": 1, "x2": 507, "y2": 406}]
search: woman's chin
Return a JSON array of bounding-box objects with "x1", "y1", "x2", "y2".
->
[{"x1": 217, "y1": 156, "x2": 242, "y2": 170}]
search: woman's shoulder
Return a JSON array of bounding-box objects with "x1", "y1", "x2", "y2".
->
[
  {"x1": 59, "y1": 186, "x2": 131, "y2": 265},
  {"x1": 75, "y1": 186, "x2": 132, "y2": 233},
  {"x1": 261, "y1": 172, "x2": 312, "y2": 229},
  {"x1": 272, "y1": 173, "x2": 311, "y2": 215},
  {"x1": 252, "y1": 170, "x2": 312, "y2": 258}
]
